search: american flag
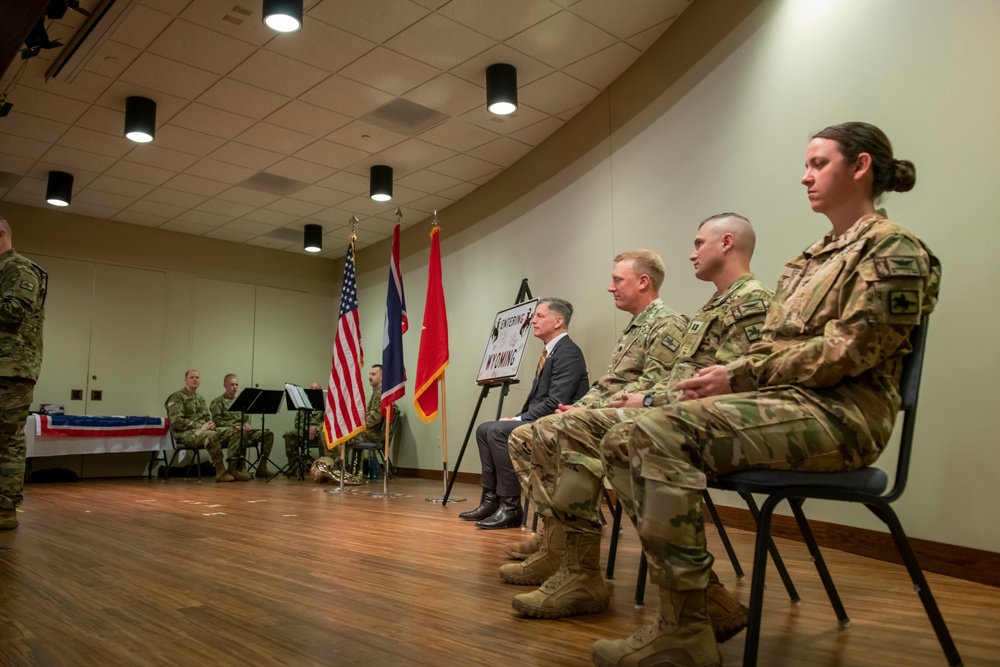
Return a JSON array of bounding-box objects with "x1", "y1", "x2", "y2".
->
[{"x1": 325, "y1": 239, "x2": 366, "y2": 445}]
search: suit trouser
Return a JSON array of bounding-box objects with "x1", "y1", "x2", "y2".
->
[
  {"x1": 600, "y1": 387, "x2": 866, "y2": 593},
  {"x1": 475, "y1": 420, "x2": 522, "y2": 497}
]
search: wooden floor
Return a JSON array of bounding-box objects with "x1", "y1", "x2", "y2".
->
[{"x1": 1, "y1": 477, "x2": 997, "y2": 667}]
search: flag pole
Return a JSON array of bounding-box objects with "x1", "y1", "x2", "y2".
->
[{"x1": 440, "y1": 373, "x2": 448, "y2": 497}]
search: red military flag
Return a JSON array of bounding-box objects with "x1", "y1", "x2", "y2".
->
[
  {"x1": 325, "y1": 238, "x2": 366, "y2": 445},
  {"x1": 413, "y1": 224, "x2": 449, "y2": 423}
]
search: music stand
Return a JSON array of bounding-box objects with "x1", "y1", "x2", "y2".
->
[
  {"x1": 232, "y1": 389, "x2": 284, "y2": 477},
  {"x1": 281, "y1": 385, "x2": 325, "y2": 481}
]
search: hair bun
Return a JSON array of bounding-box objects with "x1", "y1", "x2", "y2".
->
[{"x1": 889, "y1": 159, "x2": 916, "y2": 193}]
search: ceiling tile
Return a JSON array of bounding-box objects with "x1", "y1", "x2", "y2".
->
[
  {"x1": 294, "y1": 140, "x2": 369, "y2": 170},
  {"x1": 355, "y1": 215, "x2": 399, "y2": 236},
  {"x1": 82, "y1": 40, "x2": 142, "y2": 80},
  {"x1": 228, "y1": 51, "x2": 331, "y2": 99},
  {"x1": 408, "y1": 194, "x2": 454, "y2": 214},
  {"x1": 449, "y1": 43, "x2": 554, "y2": 88},
  {"x1": 409, "y1": 0, "x2": 449, "y2": 8},
  {"x1": 223, "y1": 219, "x2": 279, "y2": 235},
  {"x1": 385, "y1": 14, "x2": 494, "y2": 70},
  {"x1": 112, "y1": 210, "x2": 169, "y2": 227},
  {"x1": 299, "y1": 75, "x2": 395, "y2": 118},
  {"x1": 197, "y1": 78, "x2": 291, "y2": 120},
  {"x1": 402, "y1": 73, "x2": 484, "y2": 117},
  {"x1": 145, "y1": 187, "x2": 208, "y2": 209},
  {"x1": 509, "y1": 116, "x2": 565, "y2": 145},
  {"x1": 563, "y1": 41, "x2": 642, "y2": 90},
  {"x1": 438, "y1": 0, "x2": 562, "y2": 41},
  {"x1": 467, "y1": 137, "x2": 534, "y2": 167},
  {"x1": 76, "y1": 106, "x2": 126, "y2": 136},
  {"x1": 340, "y1": 194, "x2": 396, "y2": 217},
  {"x1": 506, "y1": 11, "x2": 617, "y2": 69},
  {"x1": 438, "y1": 181, "x2": 478, "y2": 201},
  {"x1": 307, "y1": 207, "x2": 357, "y2": 225},
  {"x1": 74, "y1": 189, "x2": 136, "y2": 210},
  {"x1": 5, "y1": 87, "x2": 88, "y2": 125},
  {"x1": 160, "y1": 220, "x2": 213, "y2": 235},
  {"x1": 89, "y1": 174, "x2": 157, "y2": 198},
  {"x1": 56, "y1": 127, "x2": 134, "y2": 159},
  {"x1": 338, "y1": 47, "x2": 438, "y2": 96},
  {"x1": 2, "y1": 191, "x2": 46, "y2": 208},
  {"x1": 28, "y1": 163, "x2": 100, "y2": 189},
  {"x1": 396, "y1": 169, "x2": 463, "y2": 194},
  {"x1": 266, "y1": 19, "x2": 375, "y2": 72},
  {"x1": 169, "y1": 103, "x2": 257, "y2": 139},
  {"x1": 569, "y1": 0, "x2": 689, "y2": 40},
  {"x1": 316, "y1": 171, "x2": 369, "y2": 195},
  {"x1": 217, "y1": 186, "x2": 281, "y2": 207},
  {"x1": 204, "y1": 228, "x2": 255, "y2": 243},
  {"x1": 19, "y1": 70, "x2": 114, "y2": 104},
  {"x1": 185, "y1": 158, "x2": 257, "y2": 185},
  {"x1": 64, "y1": 201, "x2": 122, "y2": 220},
  {"x1": 325, "y1": 120, "x2": 408, "y2": 154},
  {"x1": 147, "y1": 19, "x2": 257, "y2": 75},
  {"x1": 0, "y1": 114, "x2": 67, "y2": 144},
  {"x1": 557, "y1": 103, "x2": 587, "y2": 121},
  {"x1": 518, "y1": 71, "x2": 599, "y2": 115},
  {"x1": 0, "y1": 155, "x2": 35, "y2": 176},
  {"x1": 153, "y1": 125, "x2": 228, "y2": 156},
  {"x1": 179, "y1": 0, "x2": 276, "y2": 47},
  {"x1": 246, "y1": 236, "x2": 297, "y2": 250},
  {"x1": 9, "y1": 177, "x2": 46, "y2": 196},
  {"x1": 196, "y1": 198, "x2": 256, "y2": 218},
  {"x1": 176, "y1": 209, "x2": 233, "y2": 226},
  {"x1": 244, "y1": 209, "x2": 299, "y2": 226},
  {"x1": 265, "y1": 101, "x2": 351, "y2": 138},
  {"x1": 427, "y1": 154, "x2": 501, "y2": 181},
  {"x1": 265, "y1": 198, "x2": 325, "y2": 216},
  {"x1": 236, "y1": 122, "x2": 315, "y2": 154},
  {"x1": 95, "y1": 80, "x2": 189, "y2": 123},
  {"x1": 0, "y1": 134, "x2": 50, "y2": 161},
  {"x1": 415, "y1": 119, "x2": 499, "y2": 153},
  {"x1": 163, "y1": 173, "x2": 231, "y2": 197},
  {"x1": 110, "y1": 4, "x2": 174, "y2": 50},
  {"x1": 264, "y1": 157, "x2": 335, "y2": 184},
  {"x1": 124, "y1": 144, "x2": 200, "y2": 172},
  {"x1": 461, "y1": 103, "x2": 549, "y2": 135},
  {"x1": 626, "y1": 20, "x2": 675, "y2": 51},
  {"x1": 351, "y1": 138, "x2": 456, "y2": 177},
  {"x1": 126, "y1": 198, "x2": 188, "y2": 218},
  {"x1": 120, "y1": 52, "x2": 219, "y2": 100},
  {"x1": 104, "y1": 160, "x2": 175, "y2": 185},
  {"x1": 209, "y1": 142, "x2": 284, "y2": 171},
  {"x1": 289, "y1": 185, "x2": 353, "y2": 207},
  {"x1": 40, "y1": 145, "x2": 117, "y2": 173},
  {"x1": 308, "y1": 0, "x2": 429, "y2": 44}
]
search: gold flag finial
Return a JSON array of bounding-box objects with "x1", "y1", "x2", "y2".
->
[
  {"x1": 395, "y1": 207, "x2": 402, "y2": 225},
  {"x1": 349, "y1": 214, "x2": 359, "y2": 242},
  {"x1": 431, "y1": 209, "x2": 440, "y2": 228}
]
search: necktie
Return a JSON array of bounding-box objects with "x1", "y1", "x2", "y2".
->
[{"x1": 535, "y1": 348, "x2": 548, "y2": 377}]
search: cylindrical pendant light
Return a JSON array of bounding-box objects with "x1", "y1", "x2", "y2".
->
[
  {"x1": 124, "y1": 96, "x2": 156, "y2": 143},
  {"x1": 46, "y1": 171, "x2": 73, "y2": 207},
  {"x1": 486, "y1": 63, "x2": 517, "y2": 115},
  {"x1": 370, "y1": 165, "x2": 393, "y2": 202},
  {"x1": 304, "y1": 223, "x2": 322, "y2": 253},
  {"x1": 263, "y1": 0, "x2": 303, "y2": 32}
]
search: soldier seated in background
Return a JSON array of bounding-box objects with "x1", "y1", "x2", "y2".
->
[
  {"x1": 209, "y1": 373, "x2": 275, "y2": 479},
  {"x1": 342, "y1": 365, "x2": 386, "y2": 476},
  {"x1": 165, "y1": 369, "x2": 246, "y2": 483},
  {"x1": 283, "y1": 382, "x2": 326, "y2": 464}
]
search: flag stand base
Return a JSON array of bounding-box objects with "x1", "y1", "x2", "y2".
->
[
  {"x1": 426, "y1": 496, "x2": 465, "y2": 503},
  {"x1": 369, "y1": 491, "x2": 407, "y2": 498},
  {"x1": 325, "y1": 487, "x2": 358, "y2": 494}
]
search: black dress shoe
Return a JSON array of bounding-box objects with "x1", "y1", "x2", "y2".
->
[
  {"x1": 459, "y1": 490, "x2": 499, "y2": 521},
  {"x1": 476, "y1": 496, "x2": 523, "y2": 529}
]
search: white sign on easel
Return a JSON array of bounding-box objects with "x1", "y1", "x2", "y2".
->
[{"x1": 476, "y1": 299, "x2": 538, "y2": 383}]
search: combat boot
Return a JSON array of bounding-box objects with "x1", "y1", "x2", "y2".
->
[
  {"x1": 504, "y1": 528, "x2": 543, "y2": 560},
  {"x1": 707, "y1": 569, "x2": 748, "y2": 643},
  {"x1": 499, "y1": 520, "x2": 565, "y2": 585},
  {"x1": 255, "y1": 463, "x2": 275, "y2": 480},
  {"x1": 0, "y1": 508, "x2": 18, "y2": 530},
  {"x1": 590, "y1": 588, "x2": 721, "y2": 667},
  {"x1": 228, "y1": 459, "x2": 251, "y2": 482},
  {"x1": 215, "y1": 461, "x2": 235, "y2": 483},
  {"x1": 512, "y1": 531, "x2": 609, "y2": 618}
]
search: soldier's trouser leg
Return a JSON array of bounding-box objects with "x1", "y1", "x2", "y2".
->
[
  {"x1": 530, "y1": 408, "x2": 643, "y2": 535},
  {"x1": 507, "y1": 422, "x2": 536, "y2": 500},
  {"x1": 283, "y1": 431, "x2": 298, "y2": 460},
  {"x1": 0, "y1": 381, "x2": 34, "y2": 510},
  {"x1": 181, "y1": 430, "x2": 224, "y2": 464},
  {"x1": 252, "y1": 429, "x2": 274, "y2": 459},
  {"x1": 621, "y1": 388, "x2": 860, "y2": 594}
]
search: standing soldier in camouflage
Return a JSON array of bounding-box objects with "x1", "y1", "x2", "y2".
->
[
  {"x1": 165, "y1": 369, "x2": 247, "y2": 483},
  {"x1": 592, "y1": 122, "x2": 941, "y2": 667},
  {"x1": 502, "y1": 250, "x2": 689, "y2": 613},
  {"x1": 0, "y1": 217, "x2": 46, "y2": 531},
  {"x1": 210, "y1": 373, "x2": 275, "y2": 479},
  {"x1": 505, "y1": 219, "x2": 771, "y2": 641},
  {"x1": 342, "y1": 365, "x2": 385, "y2": 476}
]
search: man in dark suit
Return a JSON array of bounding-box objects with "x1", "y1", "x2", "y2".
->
[{"x1": 460, "y1": 298, "x2": 589, "y2": 529}]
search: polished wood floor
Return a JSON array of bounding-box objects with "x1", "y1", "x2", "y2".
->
[{"x1": 1, "y1": 477, "x2": 997, "y2": 667}]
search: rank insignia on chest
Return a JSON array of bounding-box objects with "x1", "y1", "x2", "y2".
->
[
  {"x1": 744, "y1": 323, "x2": 763, "y2": 342},
  {"x1": 889, "y1": 290, "x2": 920, "y2": 315},
  {"x1": 688, "y1": 321, "x2": 704, "y2": 334},
  {"x1": 662, "y1": 335, "x2": 680, "y2": 351}
]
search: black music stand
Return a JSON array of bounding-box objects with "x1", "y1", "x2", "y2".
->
[
  {"x1": 281, "y1": 386, "x2": 324, "y2": 481},
  {"x1": 231, "y1": 388, "x2": 284, "y2": 476}
]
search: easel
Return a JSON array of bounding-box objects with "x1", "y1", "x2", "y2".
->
[
  {"x1": 442, "y1": 278, "x2": 532, "y2": 506},
  {"x1": 232, "y1": 389, "x2": 283, "y2": 476}
]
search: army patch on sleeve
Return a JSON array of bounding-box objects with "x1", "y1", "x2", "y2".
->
[
  {"x1": 743, "y1": 323, "x2": 763, "y2": 342},
  {"x1": 889, "y1": 290, "x2": 920, "y2": 315},
  {"x1": 874, "y1": 256, "x2": 925, "y2": 278},
  {"x1": 662, "y1": 334, "x2": 680, "y2": 351},
  {"x1": 731, "y1": 300, "x2": 767, "y2": 320},
  {"x1": 20, "y1": 279, "x2": 35, "y2": 291}
]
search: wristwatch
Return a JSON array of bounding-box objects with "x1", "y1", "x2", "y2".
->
[{"x1": 642, "y1": 394, "x2": 654, "y2": 408}]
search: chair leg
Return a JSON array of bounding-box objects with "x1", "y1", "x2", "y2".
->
[
  {"x1": 741, "y1": 491, "x2": 800, "y2": 603},
  {"x1": 606, "y1": 500, "x2": 623, "y2": 580},
  {"x1": 635, "y1": 552, "x2": 648, "y2": 606},
  {"x1": 741, "y1": 493, "x2": 785, "y2": 667},
  {"x1": 163, "y1": 450, "x2": 180, "y2": 482},
  {"x1": 866, "y1": 501, "x2": 964, "y2": 666},
  {"x1": 788, "y1": 498, "x2": 849, "y2": 627},
  {"x1": 704, "y1": 490, "x2": 745, "y2": 580}
]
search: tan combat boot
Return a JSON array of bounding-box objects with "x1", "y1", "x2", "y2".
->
[
  {"x1": 511, "y1": 531, "x2": 610, "y2": 618},
  {"x1": 590, "y1": 588, "x2": 722, "y2": 667},
  {"x1": 0, "y1": 507, "x2": 18, "y2": 530},
  {"x1": 255, "y1": 463, "x2": 274, "y2": 480},
  {"x1": 499, "y1": 520, "x2": 565, "y2": 585},
  {"x1": 504, "y1": 529, "x2": 543, "y2": 560},
  {"x1": 707, "y1": 569, "x2": 748, "y2": 643},
  {"x1": 228, "y1": 459, "x2": 251, "y2": 482},
  {"x1": 215, "y1": 461, "x2": 235, "y2": 483}
]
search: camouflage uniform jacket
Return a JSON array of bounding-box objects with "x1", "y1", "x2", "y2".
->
[
  {"x1": 0, "y1": 249, "x2": 47, "y2": 380},
  {"x1": 647, "y1": 273, "x2": 773, "y2": 407},
  {"x1": 293, "y1": 408, "x2": 324, "y2": 432},
  {"x1": 575, "y1": 298, "x2": 689, "y2": 409},
  {"x1": 364, "y1": 386, "x2": 385, "y2": 437},
  {"x1": 209, "y1": 394, "x2": 249, "y2": 429},
  {"x1": 165, "y1": 389, "x2": 212, "y2": 433},
  {"x1": 727, "y1": 214, "x2": 941, "y2": 449}
]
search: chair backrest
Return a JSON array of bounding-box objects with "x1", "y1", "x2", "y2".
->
[{"x1": 886, "y1": 316, "x2": 929, "y2": 503}]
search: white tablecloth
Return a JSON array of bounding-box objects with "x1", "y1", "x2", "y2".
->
[{"x1": 25, "y1": 415, "x2": 172, "y2": 458}]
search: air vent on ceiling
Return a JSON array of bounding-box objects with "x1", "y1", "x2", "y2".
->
[
  {"x1": 263, "y1": 227, "x2": 308, "y2": 242},
  {"x1": 238, "y1": 172, "x2": 308, "y2": 196},
  {"x1": 361, "y1": 98, "x2": 449, "y2": 136},
  {"x1": 0, "y1": 171, "x2": 20, "y2": 190}
]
